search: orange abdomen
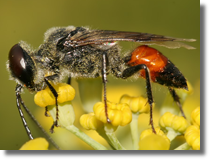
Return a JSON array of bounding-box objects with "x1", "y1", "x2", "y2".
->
[
  {"x1": 127, "y1": 45, "x2": 187, "y2": 89},
  {"x1": 128, "y1": 45, "x2": 168, "y2": 81}
]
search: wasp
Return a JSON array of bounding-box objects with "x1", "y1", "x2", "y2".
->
[{"x1": 7, "y1": 26, "x2": 195, "y2": 138}]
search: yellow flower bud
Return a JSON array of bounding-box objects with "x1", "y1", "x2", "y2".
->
[
  {"x1": 120, "y1": 95, "x2": 151, "y2": 113},
  {"x1": 139, "y1": 134, "x2": 170, "y2": 150},
  {"x1": 93, "y1": 101, "x2": 132, "y2": 127},
  {"x1": 80, "y1": 112, "x2": 103, "y2": 130},
  {"x1": 191, "y1": 107, "x2": 200, "y2": 126},
  {"x1": 19, "y1": 137, "x2": 49, "y2": 150},
  {"x1": 139, "y1": 127, "x2": 170, "y2": 150},
  {"x1": 56, "y1": 83, "x2": 75, "y2": 103},
  {"x1": 34, "y1": 83, "x2": 75, "y2": 107},
  {"x1": 140, "y1": 127, "x2": 170, "y2": 144},
  {"x1": 34, "y1": 87, "x2": 55, "y2": 107},
  {"x1": 159, "y1": 112, "x2": 188, "y2": 133},
  {"x1": 185, "y1": 125, "x2": 200, "y2": 150}
]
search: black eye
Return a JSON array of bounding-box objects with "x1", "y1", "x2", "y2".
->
[{"x1": 9, "y1": 44, "x2": 35, "y2": 89}]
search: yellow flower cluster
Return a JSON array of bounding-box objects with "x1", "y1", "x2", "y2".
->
[
  {"x1": 34, "y1": 83, "x2": 75, "y2": 107},
  {"x1": 185, "y1": 107, "x2": 200, "y2": 150},
  {"x1": 33, "y1": 83, "x2": 109, "y2": 150},
  {"x1": 80, "y1": 101, "x2": 132, "y2": 150},
  {"x1": 28, "y1": 80, "x2": 199, "y2": 150},
  {"x1": 120, "y1": 95, "x2": 151, "y2": 114},
  {"x1": 34, "y1": 83, "x2": 76, "y2": 128},
  {"x1": 140, "y1": 127, "x2": 170, "y2": 143},
  {"x1": 19, "y1": 138, "x2": 49, "y2": 150},
  {"x1": 159, "y1": 112, "x2": 188, "y2": 133},
  {"x1": 93, "y1": 101, "x2": 132, "y2": 127},
  {"x1": 191, "y1": 107, "x2": 200, "y2": 126},
  {"x1": 139, "y1": 127, "x2": 170, "y2": 150},
  {"x1": 185, "y1": 125, "x2": 200, "y2": 150},
  {"x1": 80, "y1": 112, "x2": 103, "y2": 130}
]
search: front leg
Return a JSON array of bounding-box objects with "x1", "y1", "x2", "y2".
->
[
  {"x1": 121, "y1": 64, "x2": 156, "y2": 133},
  {"x1": 44, "y1": 76, "x2": 59, "y2": 133}
]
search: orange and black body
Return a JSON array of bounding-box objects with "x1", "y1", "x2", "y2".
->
[
  {"x1": 8, "y1": 27, "x2": 194, "y2": 137},
  {"x1": 123, "y1": 45, "x2": 188, "y2": 125},
  {"x1": 127, "y1": 45, "x2": 188, "y2": 90}
]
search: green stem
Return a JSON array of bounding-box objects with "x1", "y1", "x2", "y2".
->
[
  {"x1": 166, "y1": 128, "x2": 180, "y2": 141},
  {"x1": 174, "y1": 142, "x2": 191, "y2": 150},
  {"x1": 65, "y1": 125, "x2": 108, "y2": 150},
  {"x1": 105, "y1": 132, "x2": 126, "y2": 150},
  {"x1": 129, "y1": 114, "x2": 139, "y2": 150},
  {"x1": 103, "y1": 124, "x2": 126, "y2": 150},
  {"x1": 97, "y1": 128, "x2": 115, "y2": 150}
]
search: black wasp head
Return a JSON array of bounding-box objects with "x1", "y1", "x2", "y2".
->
[{"x1": 8, "y1": 44, "x2": 36, "y2": 90}]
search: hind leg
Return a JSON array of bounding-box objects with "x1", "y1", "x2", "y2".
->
[
  {"x1": 168, "y1": 87, "x2": 186, "y2": 118},
  {"x1": 120, "y1": 64, "x2": 156, "y2": 133}
]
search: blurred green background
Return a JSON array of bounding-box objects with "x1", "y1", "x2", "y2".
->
[{"x1": 0, "y1": 0, "x2": 199, "y2": 150}]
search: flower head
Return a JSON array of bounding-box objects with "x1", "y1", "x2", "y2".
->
[
  {"x1": 184, "y1": 107, "x2": 200, "y2": 150},
  {"x1": 140, "y1": 127, "x2": 170, "y2": 143},
  {"x1": 34, "y1": 83, "x2": 76, "y2": 128},
  {"x1": 120, "y1": 95, "x2": 151, "y2": 114},
  {"x1": 191, "y1": 107, "x2": 200, "y2": 126},
  {"x1": 34, "y1": 83, "x2": 108, "y2": 150},
  {"x1": 80, "y1": 112, "x2": 103, "y2": 130},
  {"x1": 139, "y1": 127, "x2": 170, "y2": 150},
  {"x1": 34, "y1": 83, "x2": 75, "y2": 107},
  {"x1": 19, "y1": 137, "x2": 49, "y2": 150},
  {"x1": 185, "y1": 125, "x2": 200, "y2": 150},
  {"x1": 93, "y1": 101, "x2": 132, "y2": 127},
  {"x1": 159, "y1": 112, "x2": 188, "y2": 133}
]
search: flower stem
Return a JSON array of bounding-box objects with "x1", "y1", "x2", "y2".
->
[
  {"x1": 174, "y1": 142, "x2": 191, "y2": 150},
  {"x1": 166, "y1": 128, "x2": 180, "y2": 141},
  {"x1": 103, "y1": 124, "x2": 126, "y2": 150},
  {"x1": 130, "y1": 114, "x2": 139, "y2": 150},
  {"x1": 65, "y1": 125, "x2": 108, "y2": 150},
  {"x1": 105, "y1": 132, "x2": 126, "y2": 150}
]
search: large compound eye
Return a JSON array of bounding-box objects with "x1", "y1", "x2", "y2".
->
[{"x1": 9, "y1": 44, "x2": 35, "y2": 89}]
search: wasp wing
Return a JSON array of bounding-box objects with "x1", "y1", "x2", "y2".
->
[{"x1": 67, "y1": 30, "x2": 196, "y2": 49}]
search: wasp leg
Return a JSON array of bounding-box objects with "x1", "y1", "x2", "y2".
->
[
  {"x1": 44, "y1": 77, "x2": 59, "y2": 133},
  {"x1": 44, "y1": 73, "x2": 59, "y2": 115},
  {"x1": 44, "y1": 107, "x2": 50, "y2": 117},
  {"x1": 102, "y1": 52, "x2": 111, "y2": 123},
  {"x1": 168, "y1": 87, "x2": 186, "y2": 118},
  {"x1": 19, "y1": 90, "x2": 60, "y2": 149},
  {"x1": 16, "y1": 84, "x2": 60, "y2": 148},
  {"x1": 121, "y1": 64, "x2": 156, "y2": 133},
  {"x1": 15, "y1": 84, "x2": 34, "y2": 139},
  {"x1": 67, "y1": 77, "x2": 71, "y2": 85}
]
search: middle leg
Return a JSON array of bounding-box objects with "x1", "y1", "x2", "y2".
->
[{"x1": 102, "y1": 52, "x2": 111, "y2": 123}]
